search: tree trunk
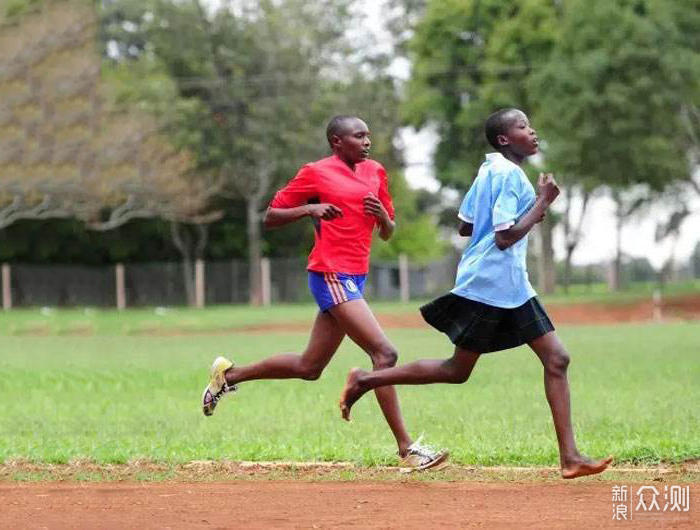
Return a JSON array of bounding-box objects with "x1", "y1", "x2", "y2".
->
[
  {"x1": 183, "y1": 253, "x2": 195, "y2": 306},
  {"x1": 658, "y1": 232, "x2": 681, "y2": 288},
  {"x1": 563, "y1": 244, "x2": 575, "y2": 294},
  {"x1": 537, "y1": 213, "x2": 556, "y2": 294},
  {"x1": 171, "y1": 222, "x2": 210, "y2": 306},
  {"x1": 247, "y1": 197, "x2": 263, "y2": 306},
  {"x1": 610, "y1": 195, "x2": 624, "y2": 291},
  {"x1": 560, "y1": 186, "x2": 590, "y2": 293}
]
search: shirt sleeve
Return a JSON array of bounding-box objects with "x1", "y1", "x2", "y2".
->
[
  {"x1": 269, "y1": 164, "x2": 317, "y2": 208},
  {"x1": 457, "y1": 185, "x2": 476, "y2": 223},
  {"x1": 492, "y1": 169, "x2": 521, "y2": 231},
  {"x1": 377, "y1": 164, "x2": 396, "y2": 221}
]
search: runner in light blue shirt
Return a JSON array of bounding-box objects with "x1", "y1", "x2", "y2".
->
[
  {"x1": 340, "y1": 108, "x2": 613, "y2": 480},
  {"x1": 453, "y1": 152, "x2": 536, "y2": 308}
]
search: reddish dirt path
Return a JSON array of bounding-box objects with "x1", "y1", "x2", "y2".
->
[
  {"x1": 1, "y1": 482, "x2": 697, "y2": 529},
  {"x1": 231, "y1": 294, "x2": 700, "y2": 334}
]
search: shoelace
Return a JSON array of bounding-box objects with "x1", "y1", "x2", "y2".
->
[
  {"x1": 408, "y1": 435, "x2": 439, "y2": 458},
  {"x1": 211, "y1": 383, "x2": 237, "y2": 404}
]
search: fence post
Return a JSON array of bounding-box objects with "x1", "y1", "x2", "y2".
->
[
  {"x1": 115, "y1": 263, "x2": 126, "y2": 310},
  {"x1": 261, "y1": 257, "x2": 271, "y2": 306},
  {"x1": 398, "y1": 254, "x2": 410, "y2": 303},
  {"x1": 2, "y1": 263, "x2": 11, "y2": 310},
  {"x1": 195, "y1": 259, "x2": 205, "y2": 308}
]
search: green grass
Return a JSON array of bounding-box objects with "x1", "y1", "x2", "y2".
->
[
  {"x1": 0, "y1": 316, "x2": 698, "y2": 467},
  {"x1": 0, "y1": 304, "x2": 320, "y2": 336}
]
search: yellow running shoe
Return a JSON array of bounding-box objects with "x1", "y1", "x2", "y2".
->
[
  {"x1": 201, "y1": 356, "x2": 236, "y2": 416},
  {"x1": 399, "y1": 437, "x2": 449, "y2": 472}
]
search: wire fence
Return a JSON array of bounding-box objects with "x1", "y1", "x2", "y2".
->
[
  {"x1": 0, "y1": 253, "x2": 462, "y2": 308},
  {"x1": 4, "y1": 253, "x2": 691, "y2": 309}
]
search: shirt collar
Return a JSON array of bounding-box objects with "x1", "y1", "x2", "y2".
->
[{"x1": 485, "y1": 152, "x2": 520, "y2": 171}]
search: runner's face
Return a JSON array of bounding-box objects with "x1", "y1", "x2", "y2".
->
[
  {"x1": 501, "y1": 112, "x2": 539, "y2": 157},
  {"x1": 333, "y1": 119, "x2": 371, "y2": 164}
]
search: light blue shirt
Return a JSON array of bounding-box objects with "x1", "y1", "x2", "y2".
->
[{"x1": 452, "y1": 152, "x2": 537, "y2": 308}]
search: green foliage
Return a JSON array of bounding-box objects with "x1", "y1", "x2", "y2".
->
[
  {"x1": 101, "y1": 0, "x2": 353, "y2": 182},
  {"x1": 96, "y1": 0, "x2": 444, "y2": 263},
  {"x1": 0, "y1": 0, "x2": 443, "y2": 264},
  {"x1": 373, "y1": 172, "x2": 445, "y2": 262},
  {"x1": 404, "y1": 0, "x2": 697, "y2": 195},
  {"x1": 1, "y1": 0, "x2": 42, "y2": 20},
  {"x1": 531, "y1": 0, "x2": 691, "y2": 191},
  {"x1": 403, "y1": 0, "x2": 513, "y2": 191}
]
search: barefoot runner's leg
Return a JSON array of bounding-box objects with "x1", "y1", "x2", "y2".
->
[
  {"x1": 528, "y1": 332, "x2": 612, "y2": 478},
  {"x1": 339, "y1": 347, "x2": 481, "y2": 421}
]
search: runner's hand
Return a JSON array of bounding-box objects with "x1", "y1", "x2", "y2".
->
[
  {"x1": 363, "y1": 193, "x2": 388, "y2": 220},
  {"x1": 307, "y1": 203, "x2": 343, "y2": 221},
  {"x1": 537, "y1": 173, "x2": 560, "y2": 205}
]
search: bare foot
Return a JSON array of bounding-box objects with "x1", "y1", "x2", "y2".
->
[
  {"x1": 339, "y1": 368, "x2": 369, "y2": 421},
  {"x1": 561, "y1": 456, "x2": 613, "y2": 479}
]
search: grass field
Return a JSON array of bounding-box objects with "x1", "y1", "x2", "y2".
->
[{"x1": 1, "y1": 301, "x2": 698, "y2": 468}]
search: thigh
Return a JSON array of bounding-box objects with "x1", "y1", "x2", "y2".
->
[
  {"x1": 328, "y1": 299, "x2": 392, "y2": 354},
  {"x1": 300, "y1": 310, "x2": 346, "y2": 369}
]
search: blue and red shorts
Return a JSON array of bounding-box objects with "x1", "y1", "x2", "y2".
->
[{"x1": 308, "y1": 271, "x2": 367, "y2": 312}]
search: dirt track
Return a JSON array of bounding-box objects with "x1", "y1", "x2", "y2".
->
[
  {"x1": 229, "y1": 294, "x2": 700, "y2": 335},
  {"x1": 1, "y1": 481, "x2": 697, "y2": 529}
]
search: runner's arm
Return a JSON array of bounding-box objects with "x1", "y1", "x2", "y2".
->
[
  {"x1": 376, "y1": 214, "x2": 395, "y2": 241},
  {"x1": 458, "y1": 221, "x2": 473, "y2": 237},
  {"x1": 495, "y1": 174, "x2": 559, "y2": 250},
  {"x1": 363, "y1": 193, "x2": 395, "y2": 240},
  {"x1": 264, "y1": 204, "x2": 343, "y2": 229}
]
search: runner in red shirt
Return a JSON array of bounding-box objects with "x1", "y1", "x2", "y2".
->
[{"x1": 200, "y1": 116, "x2": 447, "y2": 471}]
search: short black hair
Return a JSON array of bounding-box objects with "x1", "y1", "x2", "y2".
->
[
  {"x1": 326, "y1": 115, "x2": 359, "y2": 147},
  {"x1": 485, "y1": 108, "x2": 522, "y2": 150}
]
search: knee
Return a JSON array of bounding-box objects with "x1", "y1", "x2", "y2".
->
[
  {"x1": 299, "y1": 363, "x2": 324, "y2": 381},
  {"x1": 545, "y1": 348, "x2": 570, "y2": 376},
  {"x1": 444, "y1": 359, "x2": 470, "y2": 384},
  {"x1": 371, "y1": 345, "x2": 398, "y2": 370},
  {"x1": 447, "y1": 369, "x2": 469, "y2": 384}
]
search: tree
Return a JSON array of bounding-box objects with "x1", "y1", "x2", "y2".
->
[
  {"x1": 102, "y1": 0, "x2": 345, "y2": 304},
  {"x1": 479, "y1": 0, "x2": 561, "y2": 294},
  {"x1": 653, "y1": 0, "x2": 700, "y2": 276},
  {"x1": 0, "y1": 0, "x2": 221, "y2": 303},
  {"x1": 83, "y1": 110, "x2": 222, "y2": 304},
  {"x1": 100, "y1": 0, "x2": 429, "y2": 304},
  {"x1": 401, "y1": 0, "x2": 561, "y2": 292},
  {"x1": 372, "y1": 169, "x2": 446, "y2": 263},
  {"x1": 692, "y1": 241, "x2": 700, "y2": 279},
  {"x1": 532, "y1": 0, "x2": 693, "y2": 290},
  {"x1": 0, "y1": 0, "x2": 98, "y2": 228},
  {"x1": 403, "y1": 0, "x2": 512, "y2": 191}
]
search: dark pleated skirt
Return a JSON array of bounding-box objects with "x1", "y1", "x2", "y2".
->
[{"x1": 420, "y1": 293, "x2": 555, "y2": 353}]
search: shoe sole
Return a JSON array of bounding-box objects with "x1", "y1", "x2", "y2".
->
[
  {"x1": 201, "y1": 386, "x2": 215, "y2": 416},
  {"x1": 399, "y1": 451, "x2": 450, "y2": 474}
]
